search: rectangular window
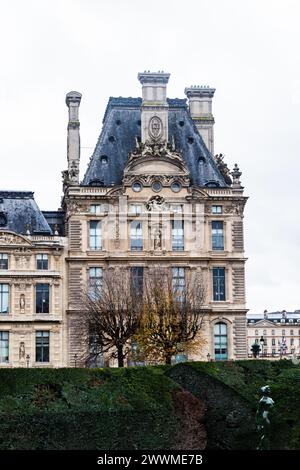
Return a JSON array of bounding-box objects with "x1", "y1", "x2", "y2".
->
[
  {"x1": 90, "y1": 221, "x2": 102, "y2": 250},
  {"x1": 130, "y1": 221, "x2": 143, "y2": 251},
  {"x1": 36, "y1": 284, "x2": 49, "y2": 314},
  {"x1": 290, "y1": 330, "x2": 294, "y2": 335},
  {"x1": 271, "y1": 329, "x2": 275, "y2": 335},
  {"x1": 36, "y1": 254, "x2": 48, "y2": 270},
  {"x1": 0, "y1": 284, "x2": 9, "y2": 314},
  {"x1": 0, "y1": 254, "x2": 8, "y2": 270},
  {"x1": 0, "y1": 332, "x2": 9, "y2": 363},
  {"x1": 212, "y1": 205, "x2": 222, "y2": 214},
  {"x1": 272, "y1": 338, "x2": 276, "y2": 346},
  {"x1": 128, "y1": 204, "x2": 142, "y2": 216},
  {"x1": 171, "y1": 204, "x2": 183, "y2": 214},
  {"x1": 272, "y1": 349, "x2": 276, "y2": 355},
  {"x1": 212, "y1": 221, "x2": 224, "y2": 250},
  {"x1": 213, "y1": 267, "x2": 226, "y2": 301},
  {"x1": 291, "y1": 338, "x2": 294, "y2": 346},
  {"x1": 172, "y1": 267, "x2": 185, "y2": 301},
  {"x1": 89, "y1": 267, "x2": 103, "y2": 300},
  {"x1": 90, "y1": 204, "x2": 102, "y2": 214},
  {"x1": 172, "y1": 220, "x2": 184, "y2": 251},
  {"x1": 131, "y1": 267, "x2": 144, "y2": 294},
  {"x1": 36, "y1": 331, "x2": 49, "y2": 362}
]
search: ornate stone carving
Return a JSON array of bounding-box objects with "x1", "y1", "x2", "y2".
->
[
  {"x1": 66, "y1": 200, "x2": 89, "y2": 215},
  {"x1": 146, "y1": 195, "x2": 167, "y2": 212},
  {"x1": 149, "y1": 116, "x2": 163, "y2": 141},
  {"x1": 214, "y1": 154, "x2": 232, "y2": 185},
  {"x1": 0, "y1": 232, "x2": 32, "y2": 246},
  {"x1": 224, "y1": 201, "x2": 246, "y2": 215}
]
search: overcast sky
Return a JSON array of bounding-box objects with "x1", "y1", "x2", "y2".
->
[{"x1": 0, "y1": 0, "x2": 299, "y2": 314}]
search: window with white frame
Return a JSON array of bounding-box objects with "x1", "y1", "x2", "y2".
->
[
  {"x1": 172, "y1": 267, "x2": 185, "y2": 301},
  {"x1": 90, "y1": 204, "x2": 102, "y2": 214},
  {"x1": 128, "y1": 204, "x2": 142, "y2": 216},
  {"x1": 130, "y1": 221, "x2": 143, "y2": 251},
  {"x1": 214, "y1": 322, "x2": 228, "y2": 360},
  {"x1": 0, "y1": 331, "x2": 9, "y2": 363},
  {"x1": 36, "y1": 254, "x2": 48, "y2": 270},
  {"x1": 0, "y1": 284, "x2": 9, "y2": 314},
  {"x1": 90, "y1": 221, "x2": 102, "y2": 250},
  {"x1": 36, "y1": 331, "x2": 50, "y2": 362},
  {"x1": 172, "y1": 220, "x2": 184, "y2": 251},
  {"x1": 212, "y1": 205, "x2": 222, "y2": 214},
  {"x1": 89, "y1": 267, "x2": 103, "y2": 300},
  {"x1": 0, "y1": 254, "x2": 8, "y2": 270}
]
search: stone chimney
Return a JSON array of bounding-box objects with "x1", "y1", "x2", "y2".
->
[
  {"x1": 184, "y1": 85, "x2": 215, "y2": 155},
  {"x1": 66, "y1": 91, "x2": 82, "y2": 185},
  {"x1": 138, "y1": 71, "x2": 170, "y2": 143}
]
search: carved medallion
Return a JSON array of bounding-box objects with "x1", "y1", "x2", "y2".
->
[{"x1": 149, "y1": 116, "x2": 163, "y2": 141}]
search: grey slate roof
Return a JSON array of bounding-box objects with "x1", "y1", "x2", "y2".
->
[
  {"x1": 82, "y1": 97, "x2": 227, "y2": 187},
  {"x1": 0, "y1": 191, "x2": 52, "y2": 235},
  {"x1": 247, "y1": 311, "x2": 300, "y2": 324}
]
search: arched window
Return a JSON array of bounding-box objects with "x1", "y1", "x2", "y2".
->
[{"x1": 214, "y1": 322, "x2": 228, "y2": 360}]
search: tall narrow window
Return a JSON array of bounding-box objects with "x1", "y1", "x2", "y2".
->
[
  {"x1": 36, "y1": 254, "x2": 48, "y2": 270},
  {"x1": 131, "y1": 267, "x2": 144, "y2": 294},
  {"x1": 89, "y1": 332, "x2": 104, "y2": 367},
  {"x1": 213, "y1": 267, "x2": 226, "y2": 301},
  {"x1": 0, "y1": 331, "x2": 9, "y2": 363},
  {"x1": 0, "y1": 284, "x2": 9, "y2": 314},
  {"x1": 36, "y1": 331, "x2": 50, "y2": 362},
  {"x1": 172, "y1": 267, "x2": 185, "y2": 301},
  {"x1": 212, "y1": 221, "x2": 224, "y2": 250},
  {"x1": 90, "y1": 221, "x2": 102, "y2": 250},
  {"x1": 214, "y1": 322, "x2": 228, "y2": 360},
  {"x1": 89, "y1": 267, "x2": 103, "y2": 300},
  {"x1": 172, "y1": 220, "x2": 184, "y2": 251},
  {"x1": 0, "y1": 254, "x2": 8, "y2": 269},
  {"x1": 36, "y1": 284, "x2": 49, "y2": 313},
  {"x1": 130, "y1": 221, "x2": 143, "y2": 251}
]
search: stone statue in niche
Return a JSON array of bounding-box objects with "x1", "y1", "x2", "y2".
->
[
  {"x1": 154, "y1": 228, "x2": 162, "y2": 250},
  {"x1": 19, "y1": 342, "x2": 26, "y2": 360},
  {"x1": 20, "y1": 294, "x2": 25, "y2": 311}
]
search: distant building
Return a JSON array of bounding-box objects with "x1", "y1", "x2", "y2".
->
[
  {"x1": 0, "y1": 71, "x2": 248, "y2": 367},
  {"x1": 247, "y1": 310, "x2": 300, "y2": 359}
]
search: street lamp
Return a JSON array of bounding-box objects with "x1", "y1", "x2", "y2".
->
[
  {"x1": 207, "y1": 353, "x2": 211, "y2": 362},
  {"x1": 259, "y1": 336, "x2": 265, "y2": 357},
  {"x1": 26, "y1": 354, "x2": 30, "y2": 368}
]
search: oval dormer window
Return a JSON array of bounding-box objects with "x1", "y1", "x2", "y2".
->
[
  {"x1": 100, "y1": 155, "x2": 108, "y2": 166},
  {"x1": 171, "y1": 181, "x2": 182, "y2": 193},
  {"x1": 152, "y1": 181, "x2": 162, "y2": 192},
  {"x1": 132, "y1": 181, "x2": 142, "y2": 193}
]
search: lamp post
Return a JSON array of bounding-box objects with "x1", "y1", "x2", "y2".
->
[
  {"x1": 207, "y1": 353, "x2": 211, "y2": 362},
  {"x1": 26, "y1": 354, "x2": 30, "y2": 368},
  {"x1": 74, "y1": 353, "x2": 78, "y2": 368},
  {"x1": 259, "y1": 336, "x2": 265, "y2": 357}
]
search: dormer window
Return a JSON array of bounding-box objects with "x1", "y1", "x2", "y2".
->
[
  {"x1": 152, "y1": 181, "x2": 162, "y2": 192},
  {"x1": 132, "y1": 182, "x2": 142, "y2": 193}
]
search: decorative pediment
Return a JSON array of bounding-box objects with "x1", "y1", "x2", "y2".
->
[
  {"x1": 123, "y1": 140, "x2": 190, "y2": 187},
  {"x1": 250, "y1": 319, "x2": 276, "y2": 327},
  {"x1": 0, "y1": 231, "x2": 33, "y2": 247},
  {"x1": 189, "y1": 186, "x2": 209, "y2": 200}
]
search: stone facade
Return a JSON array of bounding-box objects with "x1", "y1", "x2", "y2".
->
[
  {"x1": 247, "y1": 310, "x2": 300, "y2": 359},
  {"x1": 0, "y1": 228, "x2": 67, "y2": 367},
  {"x1": 0, "y1": 71, "x2": 248, "y2": 367}
]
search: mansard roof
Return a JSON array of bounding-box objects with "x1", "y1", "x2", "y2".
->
[
  {"x1": 82, "y1": 97, "x2": 228, "y2": 188},
  {"x1": 247, "y1": 311, "x2": 300, "y2": 324},
  {"x1": 0, "y1": 191, "x2": 52, "y2": 235}
]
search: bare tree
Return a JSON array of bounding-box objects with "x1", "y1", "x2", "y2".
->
[
  {"x1": 78, "y1": 268, "x2": 143, "y2": 367},
  {"x1": 134, "y1": 268, "x2": 207, "y2": 365}
]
